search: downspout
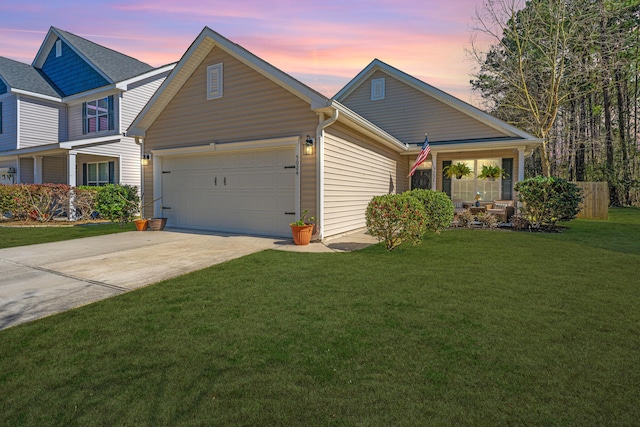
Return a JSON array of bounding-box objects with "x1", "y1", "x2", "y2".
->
[
  {"x1": 315, "y1": 108, "x2": 339, "y2": 241},
  {"x1": 134, "y1": 137, "x2": 145, "y2": 217}
]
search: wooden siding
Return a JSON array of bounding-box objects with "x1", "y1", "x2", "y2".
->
[
  {"x1": 434, "y1": 149, "x2": 519, "y2": 198},
  {"x1": 18, "y1": 97, "x2": 62, "y2": 148},
  {"x1": 340, "y1": 70, "x2": 506, "y2": 144},
  {"x1": 145, "y1": 47, "x2": 318, "y2": 149},
  {"x1": 67, "y1": 94, "x2": 120, "y2": 141},
  {"x1": 323, "y1": 123, "x2": 403, "y2": 238},
  {"x1": 42, "y1": 156, "x2": 67, "y2": 183},
  {"x1": 143, "y1": 46, "x2": 318, "y2": 209},
  {"x1": 0, "y1": 95, "x2": 17, "y2": 151},
  {"x1": 121, "y1": 73, "x2": 168, "y2": 131}
]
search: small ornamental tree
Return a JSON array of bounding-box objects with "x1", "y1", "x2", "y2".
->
[
  {"x1": 94, "y1": 184, "x2": 140, "y2": 227},
  {"x1": 514, "y1": 177, "x2": 582, "y2": 229},
  {"x1": 406, "y1": 189, "x2": 454, "y2": 233},
  {"x1": 366, "y1": 193, "x2": 427, "y2": 251}
]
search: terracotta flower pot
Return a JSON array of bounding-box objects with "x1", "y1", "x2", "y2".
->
[
  {"x1": 134, "y1": 219, "x2": 148, "y2": 231},
  {"x1": 290, "y1": 224, "x2": 314, "y2": 245}
]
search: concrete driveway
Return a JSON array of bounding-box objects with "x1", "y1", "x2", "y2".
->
[{"x1": 0, "y1": 228, "x2": 377, "y2": 330}]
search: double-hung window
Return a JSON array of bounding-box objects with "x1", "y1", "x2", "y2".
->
[
  {"x1": 85, "y1": 162, "x2": 111, "y2": 186},
  {"x1": 82, "y1": 95, "x2": 114, "y2": 134}
]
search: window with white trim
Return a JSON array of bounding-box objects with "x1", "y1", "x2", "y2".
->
[
  {"x1": 451, "y1": 159, "x2": 502, "y2": 202},
  {"x1": 86, "y1": 162, "x2": 110, "y2": 186},
  {"x1": 83, "y1": 96, "x2": 114, "y2": 134},
  {"x1": 371, "y1": 77, "x2": 385, "y2": 100},
  {"x1": 207, "y1": 63, "x2": 223, "y2": 99}
]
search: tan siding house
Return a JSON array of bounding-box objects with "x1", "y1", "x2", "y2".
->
[
  {"x1": 128, "y1": 27, "x2": 408, "y2": 240},
  {"x1": 129, "y1": 29, "x2": 540, "y2": 241}
]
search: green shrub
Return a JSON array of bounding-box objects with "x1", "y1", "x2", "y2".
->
[
  {"x1": 514, "y1": 177, "x2": 582, "y2": 229},
  {"x1": 366, "y1": 193, "x2": 427, "y2": 251},
  {"x1": 406, "y1": 189, "x2": 454, "y2": 233},
  {"x1": 94, "y1": 184, "x2": 140, "y2": 227}
]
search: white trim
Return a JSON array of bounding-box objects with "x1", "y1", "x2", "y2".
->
[
  {"x1": 371, "y1": 77, "x2": 385, "y2": 100},
  {"x1": 153, "y1": 155, "x2": 163, "y2": 218},
  {"x1": 427, "y1": 139, "x2": 542, "y2": 155},
  {"x1": 10, "y1": 89, "x2": 62, "y2": 103},
  {"x1": 206, "y1": 63, "x2": 223, "y2": 100},
  {"x1": 15, "y1": 94, "x2": 20, "y2": 149},
  {"x1": 150, "y1": 136, "x2": 300, "y2": 156},
  {"x1": 114, "y1": 64, "x2": 176, "y2": 91},
  {"x1": 62, "y1": 86, "x2": 120, "y2": 103},
  {"x1": 59, "y1": 135, "x2": 121, "y2": 149}
]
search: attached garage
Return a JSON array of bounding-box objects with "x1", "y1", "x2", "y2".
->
[{"x1": 153, "y1": 138, "x2": 299, "y2": 238}]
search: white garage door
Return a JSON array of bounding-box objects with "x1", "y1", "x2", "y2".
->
[{"x1": 160, "y1": 146, "x2": 297, "y2": 237}]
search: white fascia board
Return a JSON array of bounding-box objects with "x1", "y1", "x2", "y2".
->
[
  {"x1": 0, "y1": 143, "x2": 66, "y2": 158},
  {"x1": 333, "y1": 59, "x2": 379, "y2": 100},
  {"x1": 115, "y1": 63, "x2": 177, "y2": 90},
  {"x1": 62, "y1": 86, "x2": 120, "y2": 103},
  {"x1": 427, "y1": 138, "x2": 543, "y2": 154},
  {"x1": 59, "y1": 135, "x2": 122, "y2": 149},
  {"x1": 126, "y1": 127, "x2": 145, "y2": 138},
  {"x1": 151, "y1": 136, "x2": 300, "y2": 156},
  {"x1": 32, "y1": 28, "x2": 57, "y2": 68},
  {"x1": 11, "y1": 88, "x2": 62, "y2": 103},
  {"x1": 329, "y1": 101, "x2": 407, "y2": 152}
]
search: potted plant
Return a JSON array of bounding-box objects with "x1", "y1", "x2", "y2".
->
[
  {"x1": 290, "y1": 210, "x2": 315, "y2": 245},
  {"x1": 443, "y1": 162, "x2": 473, "y2": 179},
  {"x1": 478, "y1": 164, "x2": 508, "y2": 181}
]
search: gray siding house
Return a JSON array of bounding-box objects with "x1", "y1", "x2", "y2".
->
[{"x1": 0, "y1": 27, "x2": 174, "y2": 187}]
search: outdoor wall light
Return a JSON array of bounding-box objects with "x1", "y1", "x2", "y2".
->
[
  {"x1": 141, "y1": 153, "x2": 151, "y2": 166},
  {"x1": 304, "y1": 135, "x2": 314, "y2": 155}
]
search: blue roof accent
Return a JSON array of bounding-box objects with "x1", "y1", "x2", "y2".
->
[
  {"x1": 40, "y1": 38, "x2": 109, "y2": 96},
  {"x1": 0, "y1": 78, "x2": 6, "y2": 95},
  {"x1": 0, "y1": 56, "x2": 62, "y2": 98}
]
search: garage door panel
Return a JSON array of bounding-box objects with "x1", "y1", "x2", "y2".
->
[{"x1": 161, "y1": 147, "x2": 296, "y2": 237}]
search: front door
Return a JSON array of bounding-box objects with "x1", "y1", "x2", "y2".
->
[{"x1": 411, "y1": 169, "x2": 431, "y2": 190}]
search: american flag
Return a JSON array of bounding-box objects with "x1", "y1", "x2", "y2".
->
[{"x1": 408, "y1": 134, "x2": 431, "y2": 177}]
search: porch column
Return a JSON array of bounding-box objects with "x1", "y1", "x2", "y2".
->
[
  {"x1": 68, "y1": 151, "x2": 77, "y2": 221},
  {"x1": 518, "y1": 148, "x2": 525, "y2": 182},
  {"x1": 33, "y1": 156, "x2": 43, "y2": 184},
  {"x1": 431, "y1": 152, "x2": 437, "y2": 191}
]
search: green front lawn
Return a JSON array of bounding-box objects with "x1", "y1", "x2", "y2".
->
[
  {"x1": 1, "y1": 209, "x2": 639, "y2": 425},
  {"x1": 0, "y1": 222, "x2": 135, "y2": 249}
]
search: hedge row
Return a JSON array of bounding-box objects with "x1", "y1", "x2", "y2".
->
[
  {"x1": 366, "y1": 189, "x2": 454, "y2": 251},
  {"x1": 0, "y1": 184, "x2": 139, "y2": 226}
]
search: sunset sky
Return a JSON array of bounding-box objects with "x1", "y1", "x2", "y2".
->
[{"x1": 1, "y1": 0, "x2": 490, "y2": 104}]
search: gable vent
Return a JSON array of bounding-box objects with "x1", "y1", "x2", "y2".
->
[
  {"x1": 371, "y1": 77, "x2": 385, "y2": 100},
  {"x1": 55, "y1": 39, "x2": 62, "y2": 57},
  {"x1": 207, "y1": 63, "x2": 223, "y2": 100}
]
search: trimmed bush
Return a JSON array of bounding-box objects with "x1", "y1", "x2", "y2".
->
[
  {"x1": 366, "y1": 193, "x2": 427, "y2": 251},
  {"x1": 456, "y1": 209, "x2": 475, "y2": 228},
  {"x1": 477, "y1": 212, "x2": 499, "y2": 229},
  {"x1": 94, "y1": 184, "x2": 140, "y2": 227},
  {"x1": 406, "y1": 189, "x2": 454, "y2": 233},
  {"x1": 0, "y1": 184, "x2": 71, "y2": 221},
  {"x1": 514, "y1": 177, "x2": 582, "y2": 229}
]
